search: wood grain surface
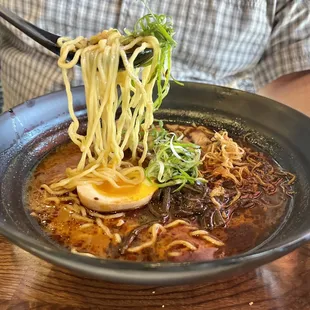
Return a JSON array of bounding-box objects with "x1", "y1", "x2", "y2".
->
[{"x1": 0, "y1": 235, "x2": 309, "y2": 310}]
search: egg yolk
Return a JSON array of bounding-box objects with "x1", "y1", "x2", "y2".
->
[{"x1": 93, "y1": 181, "x2": 158, "y2": 200}]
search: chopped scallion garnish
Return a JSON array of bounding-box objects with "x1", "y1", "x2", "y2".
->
[
  {"x1": 124, "y1": 2, "x2": 182, "y2": 110},
  {"x1": 145, "y1": 123, "x2": 206, "y2": 190}
]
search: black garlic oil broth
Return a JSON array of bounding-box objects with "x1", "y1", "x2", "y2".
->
[{"x1": 27, "y1": 124, "x2": 293, "y2": 262}]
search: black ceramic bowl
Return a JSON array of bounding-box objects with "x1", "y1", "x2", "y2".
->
[{"x1": 0, "y1": 83, "x2": 309, "y2": 285}]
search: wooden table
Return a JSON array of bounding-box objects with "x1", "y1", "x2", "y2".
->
[{"x1": 0, "y1": 236, "x2": 309, "y2": 310}]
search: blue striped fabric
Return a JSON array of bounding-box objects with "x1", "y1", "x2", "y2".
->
[
  {"x1": 0, "y1": 1, "x2": 310, "y2": 111},
  {"x1": 0, "y1": 81, "x2": 3, "y2": 113}
]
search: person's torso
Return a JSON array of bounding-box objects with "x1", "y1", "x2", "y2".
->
[{"x1": 0, "y1": 0, "x2": 276, "y2": 109}]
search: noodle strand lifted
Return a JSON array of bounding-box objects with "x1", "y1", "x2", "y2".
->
[{"x1": 45, "y1": 30, "x2": 162, "y2": 194}]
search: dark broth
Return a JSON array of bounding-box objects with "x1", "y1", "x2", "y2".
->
[{"x1": 27, "y1": 125, "x2": 292, "y2": 262}]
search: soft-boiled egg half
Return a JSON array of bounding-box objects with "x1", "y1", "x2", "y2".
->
[{"x1": 77, "y1": 180, "x2": 158, "y2": 212}]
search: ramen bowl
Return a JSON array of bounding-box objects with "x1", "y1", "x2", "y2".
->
[{"x1": 0, "y1": 83, "x2": 309, "y2": 285}]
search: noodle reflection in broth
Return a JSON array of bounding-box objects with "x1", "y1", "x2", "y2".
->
[{"x1": 28, "y1": 12, "x2": 295, "y2": 262}]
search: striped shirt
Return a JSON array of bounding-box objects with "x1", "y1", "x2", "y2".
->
[{"x1": 0, "y1": 0, "x2": 310, "y2": 111}]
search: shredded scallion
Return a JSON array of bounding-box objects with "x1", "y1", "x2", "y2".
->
[
  {"x1": 124, "y1": 2, "x2": 181, "y2": 110},
  {"x1": 145, "y1": 122, "x2": 206, "y2": 190}
]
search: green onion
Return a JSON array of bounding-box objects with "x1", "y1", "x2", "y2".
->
[
  {"x1": 124, "y1": 2, "x2": 183, "y2": 111},
  {"x1": 145, "y1": 123, "x2": 206, "y2": 190}
]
